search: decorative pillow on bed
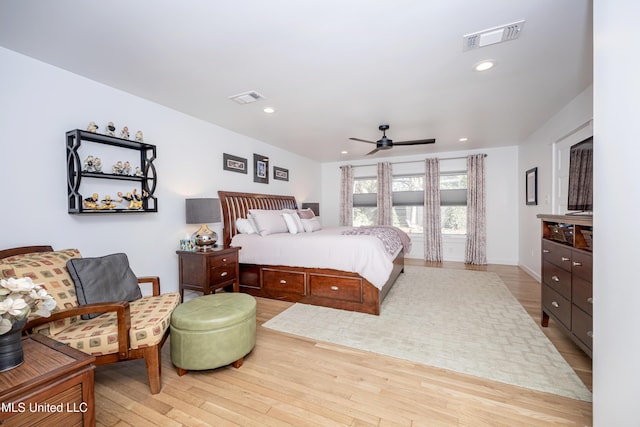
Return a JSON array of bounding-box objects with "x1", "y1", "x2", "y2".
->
[
  {"x1": 301, "y1": 217, "x2": 322, "y2": 232},
  {"x1": 282, "y1": 213, "x2": 301, "y2": 234},
  {"x1": 236, "y1": 218, "x2": 257, "y2": 234},
  {"x1": 66, "y1": 253, "x2": 142, "y2": 320},
  {"x1": 248, "y1": 209, "x2": 289, "y2": 236},
  {"x1": 297, "y1": 208, "x2": 315, "y2": 220}
]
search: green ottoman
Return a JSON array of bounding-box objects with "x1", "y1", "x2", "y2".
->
[{"x1": 170, "y1": 293, "x2": 256, "y2": 376}]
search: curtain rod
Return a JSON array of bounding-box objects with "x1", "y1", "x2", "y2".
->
[{"x1": 349, "y1": 153, "x2": 487, "y2": 168}]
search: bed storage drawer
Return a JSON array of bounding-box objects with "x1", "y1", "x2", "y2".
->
[
  {"x1": 309, "y1": 274, "x2": 363, "y2": 303},
  {"x1": 263, "y1": 268, "x2": 306, "y2": 295}
]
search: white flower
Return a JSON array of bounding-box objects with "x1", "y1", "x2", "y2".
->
[{"x1": 0, "y1": 277, "x2": 56, "y2": 335}]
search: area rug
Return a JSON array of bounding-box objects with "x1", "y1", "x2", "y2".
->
[{"x1": 263, "y1": 266, "x2": 592, "y2": 402}]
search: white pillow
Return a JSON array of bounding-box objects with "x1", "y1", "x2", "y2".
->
[
  {"x1": 235, "y1": 218, "x2": 257, "y2": 234},
  {"x1": 281, "y1": 213, "x2": 300, "y2": 234},
  {"x1": 248, "y1": 209, "x2": 288, "y2": 236},
  {"x1": 301, "y1": 217, "x2": 322, "y2": 232},
  {"x1": 283, "y1": 209, "x2": 305, "y2": 231}
]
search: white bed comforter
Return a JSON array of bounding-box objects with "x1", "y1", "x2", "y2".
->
[{"x1": 230, "y1": 227, "x2": 405, "y2": 289}]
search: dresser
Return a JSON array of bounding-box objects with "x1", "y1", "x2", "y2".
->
[
  {"x1": 538, "y1": 214, "x2": 593, "y2": 357},
  {"x1": 0, "y1": 334, "x2": 96, "y2": 426},
  {"x1": 176, "y1": 246, "x2": 240, "y2": 301}
]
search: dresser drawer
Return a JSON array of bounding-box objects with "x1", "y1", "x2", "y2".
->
[
  {"x1": 571, "y1": 305, "x2": 593, "y2": 350},
  {"x1": 263, "y1": 269, "x2": 306, "y2": 295},
  {"x1": 309, "y1": 274, "x2": 363, "y2": 303},
  {"x1": 542, "y1": 240, "x2": 572, "y2": 271},
  {"x1": 542, "y1": 284, "x2": 571, "y2": 329},
  {"x1": 572, "y1": 276, "x2": 593, "y2": 315},
  {"x1": 542, "y1": 260, "x2": 571, "y2": 299},
  {"x1": 571, "y1": 250, "x2": 592, "y2": 282}
]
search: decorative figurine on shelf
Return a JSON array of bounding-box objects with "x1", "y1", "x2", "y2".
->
[
  {"x1": 93, "y1": 157, "x2": 103, "y2": 173},
  {"x1": 105, "y1": 122, "x2": 116, "y2": 137},
  {"x1": 83, "y1": 155, "x2": 97, "y2": 172},
  {"x1": 98, "y1": 195, "x2": 117, "y2": 210},
  {"x1": 122, "y1": 161, "x2": 132, "y2": 176},
  {"x1": 83, "y1": 193, "x2": 99, "y2": 209},
  {"x1": 112, "y1": 161, "x2": 124, "y2": 175},
  {"x1": 135, "y1": 130, "x2": 144, "y2": 142},
  {"x1": 120, "y1": 126, "x2": 130, "y2": 139},
  {"x1": 117, "y1": 191, "x2": 135, "y2": 209},
  {"x1": 132, "y1": 188, "x2": 148, "y2": 209},
  {"x1": 87, "y1": 122, "x2": 99, "y2": 133},
  {"x1": 134, "y1": 166, "x2": 144, "y2": 177}
]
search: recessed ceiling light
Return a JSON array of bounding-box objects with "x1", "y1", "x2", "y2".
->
[
  {"x1": 459, "y1": 137, "x2": 468, "y2": 142},
  {"x1": 263, "y1": 107, "x2": 275, "y2": 114},
  {"x1": 473, "y1": 60, "x2": 495, "y2": 71},
  {"x1": 341, "y1": 150, "x2": 348, "y2": 154}
]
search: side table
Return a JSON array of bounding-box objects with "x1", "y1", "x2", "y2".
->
[
  {"x1": 0, "y1": 334, "x2": 96, "y2": 426},
  {"x1": 176, "y1": 246, "x2": 240, "y2": 301}
]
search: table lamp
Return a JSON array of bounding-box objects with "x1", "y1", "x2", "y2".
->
[{"x1": 185, "y1": 198, "x2": 221, "y2": 251}]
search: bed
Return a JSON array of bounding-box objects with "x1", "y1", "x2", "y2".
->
[{"x1": 218, "y1": 191, "x2": 407, "y2": 315}]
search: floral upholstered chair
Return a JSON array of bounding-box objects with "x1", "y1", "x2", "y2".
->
[{"x1": 0, "y1": 245, "x2": 181, "y2": 394}]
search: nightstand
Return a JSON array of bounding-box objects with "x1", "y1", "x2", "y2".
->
[
  {"x1": 0, "y1": 334, "x2": 95, "y2": 426},
  {"x1": 176, "y1": 246, "x2": 240, "y2": 301}
]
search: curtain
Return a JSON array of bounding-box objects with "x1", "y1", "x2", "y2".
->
[
  {"x1": 424, "y1": 158, "x2": 442, "y2": 261},
  {"x1": 465, "y1": 154, "x2": 487, "y2": 264},
  {"x1": 339, "y1": 165, "x2": 354, "y2": 226},
  {"x1": 377, "y1": 162, "x2": 393, "y2": 225}
]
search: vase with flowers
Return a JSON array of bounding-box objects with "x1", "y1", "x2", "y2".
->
[{"x1": 0, "y1": 277, "x2": 57, "y2": 371}]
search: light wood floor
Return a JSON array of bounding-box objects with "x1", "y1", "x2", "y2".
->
[{"x1": 94, "y1": 261, "x2": 592, "y2": 426}]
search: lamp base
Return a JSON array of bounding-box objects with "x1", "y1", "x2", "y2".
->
[{"x1": 192, "y1": 224, "x2": 218, "y2": 252}]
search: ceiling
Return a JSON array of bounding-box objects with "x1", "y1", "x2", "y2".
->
[{"x1": 0, "y1": 1, "x2": 592, "y2": 163}]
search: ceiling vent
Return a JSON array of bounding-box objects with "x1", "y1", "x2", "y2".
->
[
  {"x1": 463, "y1": 20, "x2": 525, "y2": 52},
  {"x1": 228, "y1": 90, "x2": 265, "y2": 104}
]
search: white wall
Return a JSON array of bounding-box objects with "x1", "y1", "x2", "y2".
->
[
  {"x1": 594, "y1": 2, "x2": 640, "y2": 424},
  {"x1": 517, "y1": 85, "x2": 593, "y2": 280},
  {"x1": 0, "y1": 47, "x2": 321, "y2": 293},
  {"x1": 321, "y1": 145, "x2": 519, "y2": 264}
]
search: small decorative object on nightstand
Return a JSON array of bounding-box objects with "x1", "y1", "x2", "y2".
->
[
  {"x1": 176, "y1": 246, "x2": 240, "y2": 302},
  {"x1": 185, "y1": 198, "x2": 221, "y2": 251}
]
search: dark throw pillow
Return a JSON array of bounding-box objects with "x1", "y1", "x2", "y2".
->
[{"x1": 67, "y1": 253, "x2": 142, "y2": 319}]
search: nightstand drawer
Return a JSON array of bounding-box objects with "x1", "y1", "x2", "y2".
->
[
  {"x1": 263, "y1": 269, "x2": 305, "y2": 295},
  {"x1": 542, "y1": 284, "x2": 570, "y2": 329},
  {"x1": 211, "y1": 264, "x2": 237, "y2": 285},
  {"x1": 211, "y1": 251, "x2": 238, "y2": 266}
]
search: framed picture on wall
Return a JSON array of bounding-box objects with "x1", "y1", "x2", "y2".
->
[
  {"x1": 526, "y1": 167, "x2": 538, "y2": 205},
  {"x1": 253, "y1": 153, "x2": 269, "y2": 184},
  {"x1": 273, "y1": 166, "x2": 289, "y2": 181},
  {"x1": 223, "y1": 153, "x2": 247, "y2": 174}
]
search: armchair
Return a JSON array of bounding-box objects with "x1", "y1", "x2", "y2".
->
[{"x1": 0, "y1": 245, "x2": 181, "y2": 394}]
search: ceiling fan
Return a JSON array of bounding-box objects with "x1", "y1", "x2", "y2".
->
[{"x1": 349, "y1": 124, "x2": 436, "y2": 156}]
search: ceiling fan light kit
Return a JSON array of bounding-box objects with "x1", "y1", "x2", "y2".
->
[{"x1": 349, "y1": 124, "x2": 436, "y2": 156}]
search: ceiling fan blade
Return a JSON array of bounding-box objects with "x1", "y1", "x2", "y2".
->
[
  {"x1": 349, "y1": 137, "x2": 377, "y2": 144},
  {"x1": 366, "y1": 147, "x2": 381, "y2": 155},
  {"x1": 392, "y1": 138, "x2": 436, "y2": 146}
]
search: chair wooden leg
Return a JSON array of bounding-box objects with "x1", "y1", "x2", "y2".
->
[
  {"x1": 176, "y1": 367, "x2": 188, "y2": 376},
  {"x1": 143, "y1": 345, "x2": 162, "y2": 394},
  {"x1": 232, "y1": 357, "x2": 244, "y2": 369}
]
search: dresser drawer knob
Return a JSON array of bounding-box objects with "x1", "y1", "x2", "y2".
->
[
  {"x1": 551, "y1": 301, "x2": 559, "y2": 308},
  {"x1": 330, "y1": 286, "x2": 339, "y2": 291},
  {"x1": 561, "y1": 257, "x2": 570, "y2": 262},
  {"x1": 220, "y1": 272, "x2": 228, "y2": 277},
  {"x1": 222, "y1": 258, "x2": 227, "y2": 262},
  {"x1": 542, "y1": 249, "x2": 550, "y2": 253},
  {"x1": 587, "y1": 297, "x2": 593, "y2": 304},
  {"x1": 587, "y1": 331, "x2": 593, "y2": 338},
  {"x1": 572, "y1": 261, "x2": 582, "y2": 267},
  {"x1": 551, "y1": 275, "x2": 560, "y2": 282},
  {"x1": 279, "y1": 279, "x2": 287, "y2": 284}
]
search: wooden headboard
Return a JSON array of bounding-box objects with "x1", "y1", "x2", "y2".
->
[{"x1": 218, "y1": 191, "x2": 298, "y2": 248}]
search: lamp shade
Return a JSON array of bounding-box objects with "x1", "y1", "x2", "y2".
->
[
  {"x1": 185, "y1": 198, "x2": 221, "y2": 224},
  {"x1": 301, "y1": 202, "x2": 320, "y2": 216}
]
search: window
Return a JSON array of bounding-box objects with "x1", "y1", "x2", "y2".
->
[{"x1": 352, "y1": 172, "x2": 467, "y2": 234}]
